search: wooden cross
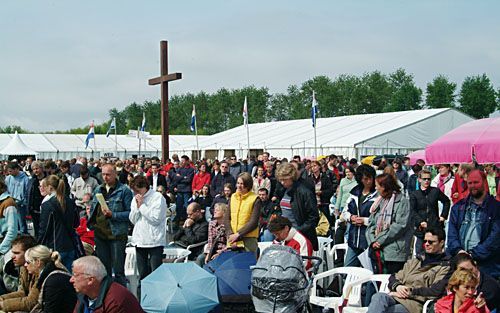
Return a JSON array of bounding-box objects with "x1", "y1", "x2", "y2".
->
[{"x1": 148, "y1": 40, "x2": 182, "y2": 163}]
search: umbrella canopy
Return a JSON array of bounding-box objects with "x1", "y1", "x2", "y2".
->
[
  {"x1": 407, "y1": 149, "x2": 426, "y2": 165},
  {"x1": 0, "y1": 132, "x2": 37, "y2": 156},
  {"x1": 204, "y1": 251, "x2": 256, "y2": 297},
  {"x1": 141, "y1": 263, "x2": 219, "y2": 313},
  {"x1": 426, "y1": 117, "x2": 500, "y2": 164}
]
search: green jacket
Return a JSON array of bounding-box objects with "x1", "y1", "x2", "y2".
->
[{"x1": 366, "y1": 193, "x2": 411, "y2": 262}]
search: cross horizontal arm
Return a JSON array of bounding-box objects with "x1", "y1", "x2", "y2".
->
[{"x1": 148, "y1": 73, "x2": 182, "y2": 85}]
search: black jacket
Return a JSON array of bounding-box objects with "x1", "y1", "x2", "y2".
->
[
  {"x1": 479, "y1": 271, "x2": 500, "y2": 311},
  {"x1": 36, "y1": 261, "x2": 76, "y2": 313},
  {"x1": 210, "y1": 172, "x2": 236, "y2": 197},
  {"x1": 410, "y1": 187, "x2": 450, "y2": 238},
  {"x1": 173, "y1": 218, "x2": 208, "y2": 258},
  {"x1": 147, "y1": 173, "x2": 168, "y2": 190},
  {"x1": 26, "y1": 175, "x2": 45, "y2": 214},
  {"x1": 38, "y1": 196, "x2": 79, "y2": 252},
  {"x1": 287, "y1": 181, "x2": 320, "y2": 251}
]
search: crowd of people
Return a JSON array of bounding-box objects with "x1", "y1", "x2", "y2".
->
[{"x1": 0, "y1": 152, "x2": 498, "y2": 312}]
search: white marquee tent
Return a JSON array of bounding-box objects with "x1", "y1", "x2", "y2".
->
[
  {"x1": 0, "y1": 108, "x2": 473, "y2": 160},
  {"x1": 0, "y1": 131, "x2": 38, "y2": 158}
]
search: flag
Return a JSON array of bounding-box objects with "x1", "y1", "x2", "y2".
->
[
  {"x1": 106, "y1": 117, "x2": 116, "y2": 137},
  {"x1": 85, "y1": 121, "x2": 95, "y2": 149},
  {"x1": 190, "y1": 105, "x2": 196, "y2": 132},
  {"x1": 243, "y1": 96, "x2": 248, "y2": 126},
  {"x1": 140, "y1": 112, "x2": 146, "y2": 132},
  {"x1": 311, "y1": 91, "x2": 318, "y2": 127}
]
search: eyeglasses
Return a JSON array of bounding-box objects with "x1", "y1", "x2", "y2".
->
[{"x1": 423, "y1": 239, "x2": 437, "y2": 244}]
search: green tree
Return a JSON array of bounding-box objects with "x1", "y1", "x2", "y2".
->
[
  {"x1": 425, "y1": 75, "x2": 457, "y2": 108},
  {"x1": 361, "y1": 71, "x2": 391, "y2": 114},
  {"x1": 458, "y1": 74, "x2": 497, "y2": 118},
  {"x1": 0, "y1": 125, "x2": 30, "y2": 133},
  {"x1": 385, "y1": 68, "x2": 423, "y2": 112}
]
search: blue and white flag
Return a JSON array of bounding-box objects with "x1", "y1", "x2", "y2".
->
[
  {"x1": 85, "y1": 121, "x2": 95, "y2": 149},
  {"x1": 243, "y1": 96, "x2": 248, "y2": 126},
  {"x1": 106, "y1": 118, "x2": 116, "y2": 137},
  {"x1": 190, "y1": 105, "x2": 196, "y2": 132},
  {"x1": 311, "y1": 91, "x2": 318, "y2": 128},
  {"x1": 140, "y1": 113, "x2": 146, "y2": 132}
]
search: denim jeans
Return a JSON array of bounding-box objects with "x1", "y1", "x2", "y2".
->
[
  {"x1": 59, "y1": 250, "x2": 76, "y2": 273},
  {"x1": 367, "y1": 293, "x2": 409, "y2": 313},
  {"x1": 17, "y1": 205, "x2": 28, "y2": 234},
  {"x1": 175, "y1": 192, "x2": 190, "y2": 221},
  {"x1": 95, "y1": 237, "x2": 127, "y2": 287},
  {"x1": 259, "y1": 229, "x2": 274, "y2": 242},
  {"x1": 135, "y1": 246, "x2": 163, "y2": 280},
  {"x1": 345, "y1": 246, "x2": 363, "y2": 267}
]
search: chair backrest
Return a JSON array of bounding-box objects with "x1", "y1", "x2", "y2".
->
[
  {"x1": 332, "y1": 243, "x2": 348, "y2": 261},
  {"x1": 340, "y1": 267, "x2": 373, "y2": 306},
  {"x1": 373, "y1": 274, "x2": 391, "y2": 293},
  {"x1": 124, "y1": 247, "x2": 137, "y2": 276}
]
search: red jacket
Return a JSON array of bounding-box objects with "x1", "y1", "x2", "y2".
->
[
  {"x1": 274, "y1": 227, "x2": 313, "y2": 271},
  {"x1": 192, "y1": 172, "x2": 211, "y2": 193},
  {"x1": 451, "y1": 173, "x2": 468, "y2": 204},
  {"x1": 435, "y1": 293, "x2": 490, "y2": 313},
  {"x1": 75, "y1": 217, "x2": 95, "y2": 246}
]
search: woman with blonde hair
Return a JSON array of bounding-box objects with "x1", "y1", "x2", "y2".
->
[
  {"x1": 38, "y1": 175, "x2": 79, "y2": 271},
  {"x1": 435, "y1": 268, "x2": 489, "y2": 313},
  {"x1": 24, "y1": 245, "x2": 76, "y2": 313}
]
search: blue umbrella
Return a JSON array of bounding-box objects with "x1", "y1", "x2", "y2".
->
[
  {"x1": 141, "y1": 263, "x2": 219, "y2": 313},
  {"x1": 204, "y1": 251, "x2": 256, "y2": 297}
]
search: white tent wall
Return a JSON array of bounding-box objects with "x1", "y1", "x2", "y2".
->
[{"x1": 353, "y1": 109, "x2": 473, "y2": 158}]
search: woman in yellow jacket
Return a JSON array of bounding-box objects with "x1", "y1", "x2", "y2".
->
[{"x1": 226, "y1": 172, "x2": 262, "y2": 253}]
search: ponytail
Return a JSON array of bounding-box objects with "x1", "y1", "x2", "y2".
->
[
  {"x1": 56, "y1": 178, "x2": 66, "y2": 212},
  {"x1": 46, "y1": 175, "x2": 66, "y2": 212},
  {"x1": 51, "y1": 250, "x2": 68, "y2": 271}
]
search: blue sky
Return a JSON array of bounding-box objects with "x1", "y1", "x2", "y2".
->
[{"x1": 1, "y1": 1, "x2": 499, "y2": 131}]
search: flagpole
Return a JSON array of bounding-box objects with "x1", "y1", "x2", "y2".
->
[
  {"x1": 244, "y1": 97, "x2": 250, "y2": 159},
  {"x1": 114, "y1": 118, "x2": 118, "y2": 158},
  {"x1": 194, "y1": 105, "x2": 200, "y2": 161},
  {"x1": 92, "y1": 120, "x2": 97, "y2": 155},
  {"x1": 138, "y1": 126, "x2": 141, "y2": 157},
  {"x1": 313, "y1": 91, "x2": 318, "y2": 158}
]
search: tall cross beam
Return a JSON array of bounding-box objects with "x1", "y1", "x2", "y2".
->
[{"x1": 148, "y1": 40, "x2": 182, "y2": 163}]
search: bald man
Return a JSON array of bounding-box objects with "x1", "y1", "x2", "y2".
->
[{"x1": 447, "y1": 169, "x2": 500, "y2": 280}]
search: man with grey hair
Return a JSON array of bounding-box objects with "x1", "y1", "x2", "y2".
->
[
  {"x1": 26, "y1": 161, "x2": 45, "y2": 237},
  {"x1": 71, "y1": 256, "x2": 143, "y2": 313}
]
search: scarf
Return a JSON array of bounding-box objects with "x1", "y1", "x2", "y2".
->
[
  {"x1": 370, "y1": 193, "x2": 396, "y2": 236},
  {"x1": 438, "y1": 173, "x2": 450, "y2": 193}
]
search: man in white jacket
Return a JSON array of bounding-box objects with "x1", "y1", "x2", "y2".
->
[{"x1": 129, "y1": 175, "x2": 167, "y2": 290}]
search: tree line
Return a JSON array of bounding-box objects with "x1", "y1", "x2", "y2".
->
[{"x1": 3, "y1": 69, "x2": 499, "y2": 135}]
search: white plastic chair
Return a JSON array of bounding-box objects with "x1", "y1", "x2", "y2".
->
[
  {"x1": 165, "y1": 204, "x2": 176, "y2": 234},
  {"x1": 124, "y1": 247, "x2": 139, "y2": 297},
  {"x1": 162, "y1": 247, "x2": 191, "y2": 263},
  {"x1": 167, "y1": 240, "x2": 208, "y2": 262},
  {"x1": 422, "y1": 300, "x2": 434, "y2": 313},
  {"x1": 342, "y1": 274, "x2": 391, "y2": 313},
  {"x1": 326, "y1": 243, "x2": 348, "y2": 284},
  {"x1": 315, "y1": 237, "x2": 333, "y2": 282},
  {"x1": 310, "y1": 267, "x2": 373, "y2": 313}
]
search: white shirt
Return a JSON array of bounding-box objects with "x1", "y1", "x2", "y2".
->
[{"x1": 152, "y1": 174, "x2": 158, "y2": 191}]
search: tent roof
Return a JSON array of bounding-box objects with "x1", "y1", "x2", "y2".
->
[
  {"x1": 0, "y1": 132, "x2": 38, "y2": 156},
  {"x1": 199, "y1": 108, "x2": 472, "y2": 149}
]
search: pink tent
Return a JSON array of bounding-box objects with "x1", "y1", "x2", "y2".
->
[
  {"x1": 425, "y1": 117, "x2": 500, "y2": 164},
  {"x1": 407, "y1": 149, "x2": 426, "y2": 165}
]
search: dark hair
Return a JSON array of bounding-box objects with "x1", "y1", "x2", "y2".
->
[
  {"x1": 130, "y1": 175, "x2": 149, "y2": 190},
  {"x1": 376, "y1": 173, "x2": 401, "y2": 198},
  {"x1": 60, "y1": 161, "x2": 70, "y2": 169},
  {"x1": 7, "y1": 162, "x2": 19, "y2": 170},
  {"x1": 258, "y1": 188, "x2": 269, "y2": 195},
  {"x1": 0, "y1": 180, "x2": 7, "y2": 194},
  {"x1": 267, "y1": 216, "x2": 292, "y2": 232},
  {"x1": 344, "y1": 166, "x2": 355, "y2": 175},
  {"x1": 189, "y1": 202, "x2": 202, "y2": 212},
  {"x1": 411, "y1": 164, "x2": 422, "y2": 174},
  {"x1": 355, "y1": 164, "x2": 376, "y2": 191},
  {"x1": 425, "y1": 227, "x2": 446, "y2": 242},
  {"x1": 11, "y1": 235, "x2": 37, "y2": 251},
  {"x1": 451, "y1": 253, "x2": 477, "y2": 270},
  {"x1": 181, "y1": 155, "x2": 190, "y2": 161},
  {"x1": 151, "y1": 163, "x2": 159, "y2": 168},
  {"x1": 80, "y1": 165, "x2": 89, "y2": 175}
]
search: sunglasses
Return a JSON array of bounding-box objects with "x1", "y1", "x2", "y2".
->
[
  {"x1": 421, "y1": 178, "x2": 431, "y2": 181},
  {"x1": 423, "y1": 240, "x2": 437, "y2": 244}
]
